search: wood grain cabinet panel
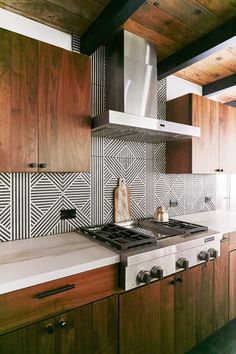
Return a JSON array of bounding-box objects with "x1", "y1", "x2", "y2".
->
[
  {"x1": 0, "y1": 264, "x2": 118, "y2": 335},
  {"x1": 0, "y1": 318, "x2": 55, "y2": 354},
  {"x1": 214, "y1": 239, "x2": 229, "y2": 331},
  {"x1": 166, "y1": 94, "x2": 220, "y2": 174},
  {"x1": 0, "y1": 29, "x2": 38, "y2": 172},
  {"x1": 38, "y1": 42, "x2": 91, "y2": 172},
  {"x1": 174, "y1": 262, "x2": 214, "y2": 354},
  {"x1": 229, "y1": 249, "x2": 236, "y2": 321},
  {"x1": 119, "y1": 262, "x2": 214, "y2": 354},
  {"x1": 0, "y1": 28, "x2": 91, "y2": 172},
  {"x1": 62, "y1": 296, "x2": 118, "y2": 354},
  {"x1": 119, "y1": 276, "x2": 175, "y2": 354},
  {"x1": 229, "y1": 231, "x2": 236, "y2": 251},
  {"x1": 0, "y1": 296, "x2": 118, "y2": 354},
  {"x1": 166, "y1": 94, "x2": 236, "y2": 174},
  {"x1": 219, "y1": 105, "x2": 236, "y2": 174}
]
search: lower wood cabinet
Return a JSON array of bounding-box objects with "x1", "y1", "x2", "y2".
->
[
  {"x1": 214, "y1": 239, "x2": 229, "y2": 330},
  {"x1": 174, "y1": 262, "x2": 214, "y2": 354},
  {"x1": 119, "y1": 276, "x2": 174, "y2": 354},
  {"x1": 119, "y1": 262, "x2": 214, "y2": 354},
  {"x1": 0, "y1": 295, "x2": 118, "y2": 354}
]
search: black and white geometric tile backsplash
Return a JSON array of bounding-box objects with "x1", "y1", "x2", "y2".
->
[{"x1": 0, "y1": 47, "x2": 216, "y2": 242}]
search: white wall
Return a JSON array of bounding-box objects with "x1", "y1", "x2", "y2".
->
[
  {"x1": 0, "y1": 8, "x2": 71, "y2": 50},
  {"x1": 167, "y1": 75, "x2": 202, "y2": 101}
]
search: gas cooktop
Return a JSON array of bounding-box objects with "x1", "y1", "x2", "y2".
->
[
  {"x1": 78, "y1": 218, "x2": 222, "y2": 292},
  {"x1": 79, "y1": 218, "x2": 208, "y2": 251}
]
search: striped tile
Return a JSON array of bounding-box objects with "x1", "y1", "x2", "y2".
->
[{"x1": 12, "y1": 173, "x2": 30, "y2": 241}]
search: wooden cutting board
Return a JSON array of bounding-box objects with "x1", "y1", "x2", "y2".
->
[{"x1": 114, "y1": 177, "x2": 131, "y2": 223}]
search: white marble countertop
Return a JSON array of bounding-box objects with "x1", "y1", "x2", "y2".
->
[
  {"x1": 173, "y1": 210, "x2": 236, "y2": 234},
  {"x1": 2, "y1": 209, "x2": 235, "y2": 296},
  {"x1": 0, "y1": 232, "x2": 120, "y2": 295}
]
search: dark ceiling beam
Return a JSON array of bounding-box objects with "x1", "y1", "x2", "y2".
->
[
  {"x1": 203, "y1": 73, "x2": 236, "y2": 96},
  {"x1": 157, "y1": 17, "x2": 236, "y2": 79},
  {"x1": 225, "y1": 100, "x2": 236, "y2": 108},
  {"x1": 80, "y1": 0, "x2": 146, "y2": 56}
]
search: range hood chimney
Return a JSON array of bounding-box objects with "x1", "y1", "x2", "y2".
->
[{"x1": 92, "y1": 30, "x2": 200, "y2": 142}]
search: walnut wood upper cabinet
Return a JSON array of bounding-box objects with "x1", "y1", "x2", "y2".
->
[
  {"x1": 38, "y1": 42, "x2": 91, "y2": 173},
  {"x1": 0, "y1": 29, "x2": 91, "y2": 173},
  {"x1": 0, "y1": 29, "x2": 38, "y2": 172},
  {"x1": 219, "y1": 105, "x2": 236, "y2": 174},
  {"x1": 166, "y1": 94, "x2": 220, "y2": 174}
]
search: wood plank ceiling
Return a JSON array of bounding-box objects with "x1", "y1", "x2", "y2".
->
[{"x1": 0, "y1": 0, "x2": 236, "y2": 102}]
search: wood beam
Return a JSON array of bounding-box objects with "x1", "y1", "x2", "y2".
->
[
  {"x1": 203, "y1": 74, "x2": 236, "y2": 96},
  {"x1": 80, "y1": 0, "x2": 146, "y2": 56},
  {"x1": 225, "y1": 100, "x2": 236, "y2": 108},
  {"x1": 157, "y1": 17, "x2": 236, "y2": 79}
]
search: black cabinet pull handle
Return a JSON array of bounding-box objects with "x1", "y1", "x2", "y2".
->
[
  {"x1": 58, "y1": 319, "x2": 67, "y2": 329},
  {"x1": 39, "y1": 163, "x2": 47, "y2": 168},
  {"x1": 215, "y1": 169, "x2": 221, "y2": 172},
  {"x1": 221, "y1": 169, "x2": 224, "y2": 172},
  {"x1": 29, "y1": 163, "x2": 37, "y2": 168},
  {"x1": 46, "y1": 324, "x2": 54, "y2": 334},
  {"x1": 171, "y1": 277, "x2": 182, "y2": 286},
  {"x1": 36, "y1": 284, "x2": 75, "y2": 299}
]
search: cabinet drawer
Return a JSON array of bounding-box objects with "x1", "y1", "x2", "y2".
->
[
  {"x1": 229, "y1": 232, "x2": 236, "y2": 251},
  {"x1": 0, "y1": 264, "x2": 118, "y2": 335}
]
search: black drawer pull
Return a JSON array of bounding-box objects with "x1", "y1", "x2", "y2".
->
[{"x1": 36, "y1": 284, "x2": 75, "y2": 299}]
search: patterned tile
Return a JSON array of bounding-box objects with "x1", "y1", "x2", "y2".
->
[
  {"x1": 0, "y1": 173, "x2": 11, "y2": 241},
  {"x1": 12, "y1": 173, "x2": 31, "y2": 240},
  {"x1": 64, "y1": 173, "x2": 91, "y2": 227}
]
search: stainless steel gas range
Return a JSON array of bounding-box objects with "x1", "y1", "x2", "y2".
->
[{"x1": 78, "y1": 219, "x2": 222, "y2": 291}]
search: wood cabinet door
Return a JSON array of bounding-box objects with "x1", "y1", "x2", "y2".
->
[
  {"x1": 174, "y1": 262, "x2": 214, "y2": 354},
  {"x1": 219, "y1": 105, "x2": 236, "y2": 174},
  {"x1": 192, "y1": 94, "x2": 219, "y2": 174},
  {"x1": 119, "y1": 277, "x2": 174, "y2": 354},
  {"x1": 214, "y1": 239, "x2": 229, "y2": 330},
  {"x1": 229, "y1": 250, "x2": 236, "y2": 321},
  {"x1": 0, "y1": 29, "x2": 38, "y2": 172},
  {"x1": 38, "y1": 42, "x2": 91, "y2": 172},
  {"x1": 166, "y1": 94, "x2": 220, "y2": 174},
  {"x1": 0, "y1": 318, "x2": 55, "y2": 354},
  {"x1": 61, "y1": 295, "x2": 118, "y2": 354}
]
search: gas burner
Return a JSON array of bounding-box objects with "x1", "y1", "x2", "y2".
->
[{"x1": 79, "y1": 224, "x2": 156, "y2": 250}]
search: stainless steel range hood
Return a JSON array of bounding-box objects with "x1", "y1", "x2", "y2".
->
[{"x1": 92, "y1": 31, "x2": 200, "y2": 142}]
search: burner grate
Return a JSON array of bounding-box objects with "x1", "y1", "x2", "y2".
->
[
  {"x1": 148, "y1": 219, "x2": 208, "y2": 235},
  {"x1": 79, "y1": 224, "x2": 157, "y2": 250}
]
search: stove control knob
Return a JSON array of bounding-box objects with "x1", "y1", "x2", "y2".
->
[
  {"x1": 198, "y1": 250, "x2": 210, "y2": 262},
  {"x1": 208, "y1": 248, "x2": 218, "y2": 259},
  {"x1": 137, "y1": 270, "x2": 151, "y2": 285},
  {"x1": 176, "y1": 257, "x2": 189, "y2": 270},
  {"x1": 150, "y1": 266, "x2": 164, "y2": 279}
]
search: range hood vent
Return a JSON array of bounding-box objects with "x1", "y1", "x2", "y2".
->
[
  {"x1": 92, "y1": 30, "x2": 200, "y2": 142},
  {"x1": 92, "y1": 110, "x2": 200, "y2": 142}
]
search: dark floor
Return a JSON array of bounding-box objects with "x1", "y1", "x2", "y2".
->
[{"x1": 187, "y1": 320, "x2": 236, "y2": 354}]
